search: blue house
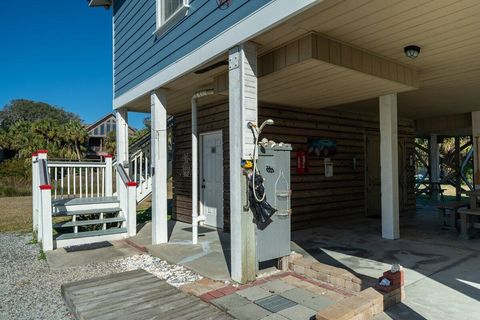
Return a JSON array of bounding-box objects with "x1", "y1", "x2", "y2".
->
[{"x1": 46, "y1": 0, "x2": 477, "y2": 284}]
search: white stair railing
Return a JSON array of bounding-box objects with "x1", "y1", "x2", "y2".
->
[
  {"x1": 32, "y1": 150, "x2": 53, "y2": 251},
  {"x1": 130, "y1": 146, "x2": 152, "y2": 203},
  {"x1": 47, "y1": 157, "x2": 113, "y2": 199}
]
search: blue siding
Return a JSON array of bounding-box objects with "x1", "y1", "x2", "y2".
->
[{"x1": 113, "y1": 0, "x2": 272, "y2": 97}]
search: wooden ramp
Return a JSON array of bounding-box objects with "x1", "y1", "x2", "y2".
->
[{"x1": 61, "y1": 269, "x2": 232, "y2": 320}]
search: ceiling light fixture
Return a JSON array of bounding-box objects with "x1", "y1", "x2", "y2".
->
[{"x1": 404, "y1": 45, "x2": 421, "y2": 59}]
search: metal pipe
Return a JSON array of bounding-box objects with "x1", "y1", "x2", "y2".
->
[{"x1": 192, "y1": 89, "x2": 214, "y2": 245}]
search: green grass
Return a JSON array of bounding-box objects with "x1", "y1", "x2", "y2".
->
[
  {"x1": 38, "y1": 250, "x2": 46, "y2": 260},
  {"x1": 0, "y1": 196, "x2": 32, "y2": 232}
]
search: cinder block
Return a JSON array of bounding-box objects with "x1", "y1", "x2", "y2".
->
[
  {"x1": 316, "y1": 302, "x2": 356, "y2": 320},
  {"x1": 329, "y1": 276, "x2": 346, "y2": 289},
  {"x1": 293, "y1": 264, "x2": 305, "y2": 274},
  {"x1": 358, "y1": 288, "x2": 384, "y2": 315},
  {"x1": 315, "y1": 272, "x2": 330, "y2": 283},
  {"x1": 288, "y1": 252, "x2": 303, "y2": 263},
  {"x1": 344, "y1": 281, "x2": 362, "y2": 292},
  {"x1": 311, "y1": 262, "x2": 331, "y2": 273},
  {"x1": 305, "y1": 267, "x2": 318, "y2": 279},
  {"x1": 295, "y1": 258, "x2": 316, "y2": 269},
  {"x1": 339, "y1": 295, "x2": 371, "y2": 314}
]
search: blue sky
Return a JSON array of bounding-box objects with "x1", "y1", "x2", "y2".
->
[{"x1": 0, "y1": 1, "x2": 145, "y2": 128}]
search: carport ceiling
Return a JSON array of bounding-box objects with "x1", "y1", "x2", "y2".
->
[{"x1": 253, "y1": 0, "x2": 480, "y2": 119}]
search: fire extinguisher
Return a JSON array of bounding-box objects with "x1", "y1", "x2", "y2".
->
[{"x1": 296, "y1": 150, "x2": 309, "y2": 174}]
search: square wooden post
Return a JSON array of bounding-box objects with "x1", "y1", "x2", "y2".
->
[
  {"x1": 379, "y1": 94, "x2": 400, "y2": 240},
  {"x1": 229, "y1": 42, "x2": 258, "y2": 283},
  {"x1": 151, "y1": 89, "x2": 168, "y2": 245}
]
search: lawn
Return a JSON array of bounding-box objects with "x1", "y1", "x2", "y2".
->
[{"x1": 0, "y1": 196, "x2": 32, "y2": 233}]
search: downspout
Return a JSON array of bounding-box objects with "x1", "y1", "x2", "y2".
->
[{"x1": 192, "y1": 89, "x2": 215, "y2": 244}]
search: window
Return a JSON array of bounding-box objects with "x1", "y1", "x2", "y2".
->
[{"x1": 155, "y1": 0, "x2": 189, "y2": 34}]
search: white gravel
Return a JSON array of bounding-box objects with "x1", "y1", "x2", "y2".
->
[{"x1": 0, "y1": 233, "x2": 202, "y2": 320}]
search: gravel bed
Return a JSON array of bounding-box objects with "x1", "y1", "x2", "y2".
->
[{"x1": 0, "y1": 233, "x2": 202, "y2": 320}]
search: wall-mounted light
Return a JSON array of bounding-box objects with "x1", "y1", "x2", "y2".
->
[{"x1": 404, "y1": 45, "x2": 421, "y2": 59}]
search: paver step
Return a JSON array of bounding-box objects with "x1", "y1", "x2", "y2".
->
[
  {"x1": 53, "y1": 217, "x2": 125, "y2": 228},
  {"x1": 52, "y1": 207, "x2": 121, "y2": 217},
  {"x1": 55, "y1": 227, "x2": 127, "y2": 241},
  {"x1": 52, "y1": 197, "x2": 119, "y2": 207}
]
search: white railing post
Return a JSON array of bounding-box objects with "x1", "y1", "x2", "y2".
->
[
  {"x1": 40, "y1": 184, "x2": 53, "y2": 251},
  {"x1": 31, "y1": 152, "x2": 39, "y2": 232},
  {"x1": 37, "y1": 150, "x2": 48, "y2": 242},
  {"x1": 127, "y1": 182, "x2": 137, "y2": 237},
  {"x1": 105, "y1": 155, "x2": 113, "y2": 197}
]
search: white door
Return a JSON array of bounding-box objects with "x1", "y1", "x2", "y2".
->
[{"x1": 201, "y1": 131, "x2": 224, "y2": 229}]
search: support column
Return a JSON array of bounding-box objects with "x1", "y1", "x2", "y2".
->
[
  {"x1": 116, "y1": 108, "x2": 129, "y2": 172},
  {"x1": 472, "y1": 111, "x2": 480, "y2": 188},
  {"x1": 430, "y1": 134, "x2": 440, "y2": 200},
  {"x1": 379, "y1": 94, "x2": 400, "y2": 240},
  {"x1": 229, "y1": 42, "x2": 257, "y2": 283},
  {"x1": 455, "y1": 137, "x2": 461, "y2": 200},
  {"x1": 151, "y1": 89, "x2": 168, "y2": 245}
]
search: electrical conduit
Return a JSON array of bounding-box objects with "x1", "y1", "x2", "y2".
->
[{"x1": 192, "y1": 89, "x2": 215, "y2": 245}]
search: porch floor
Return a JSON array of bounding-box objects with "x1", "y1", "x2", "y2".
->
[{"x1": 136, "y1": 203, "x2": 480, "y2": 319}]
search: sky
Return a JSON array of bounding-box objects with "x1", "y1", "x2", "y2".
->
[{"x1": 0, "y1": 1, "x2": 145, "y2": 128}]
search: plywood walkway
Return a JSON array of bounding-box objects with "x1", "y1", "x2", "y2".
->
[{"x1": 61, "y1": 269, "x2": 232, "y2": 320}]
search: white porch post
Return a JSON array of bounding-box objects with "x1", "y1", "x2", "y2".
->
[
  {"x1": 116, "y1": 108, "x2": 129, "y2": 172},
  {"x1": 379, "y1": 94, "x2": 400, "y2": 240},
  {"x1": 229, "y1": 42, "x2": 258, "y2": 283},
  {"x1": 39, "y1": 183, "x2": 53, "y2": 251},
  {"x1": 36, "y1": 151, "x2": 48, "y2": 242},
  {"x1": 105, "y1": 155, "x2": 113, "y2": 197},
  {"x1": 471, "y1": 111, "x2": 480, "y2": 188},
  {"x1": 32, "y1": 152, "x2": 39, "y2": 232},
  {"x1": 151, "y1": 89, "x2": 168, "y2": 244},
  {"x1": 429, "y1": 134, "x2": 440, "y2": 200}
]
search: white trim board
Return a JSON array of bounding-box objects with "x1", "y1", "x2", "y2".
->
[{"x1": 113, "y1": 0, "x2": 322, "y2": 109}]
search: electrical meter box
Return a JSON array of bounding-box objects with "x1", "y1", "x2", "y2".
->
[{"x1": 256, "y1": 143, "x2": 292, "y2": 265}]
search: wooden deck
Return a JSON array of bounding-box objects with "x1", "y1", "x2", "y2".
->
[{"x1": 61, "y1": 269, "x2": 232, "y2": 320}]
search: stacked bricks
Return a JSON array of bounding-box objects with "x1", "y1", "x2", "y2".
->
[
  {"x1": 288, "y1": 253, "x2": 362, "y2": 293},
  {"x1": 316, "y1": 288, "x2": 384, "y2": 320},
  {"x1": 375, "y1": 269, "x2": 406, "y2": 309}
]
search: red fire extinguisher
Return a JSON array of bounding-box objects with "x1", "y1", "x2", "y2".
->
[{"x1": 296, "y1": 150, "x2": 309, "y2": 174}]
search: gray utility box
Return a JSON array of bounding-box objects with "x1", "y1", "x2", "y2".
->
[{"x1": 256, "y1": 143, "x2": 292, "y2": 264}]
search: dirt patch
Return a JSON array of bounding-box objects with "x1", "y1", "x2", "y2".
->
[{"x1": 0, "y1": 196, "x2": 32, "y2": 232}]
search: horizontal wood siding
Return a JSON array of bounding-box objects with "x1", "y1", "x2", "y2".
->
[
  {"x1": 172, "y1": 102, "x2": 415, "y2": 231},
  {"x1": 113, "y1": 0, "x2": 271, "y2": 97}
]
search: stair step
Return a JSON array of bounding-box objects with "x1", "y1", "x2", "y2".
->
[
  {"x1": 53, "y1": 217, "x2": 125, "y2": 228},
  {"x1": 52, "y1": 197, "x2": 119, "y2": 207},
  {"x1": 52, "y1": 207, "x2": 121, "y2": 217},
  {"x1": 55, "y1": 228, "x2": 127, "y2": 241}
]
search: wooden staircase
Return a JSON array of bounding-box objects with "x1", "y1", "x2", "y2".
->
[{"x1": 52, "y1": 197, "x2": 127, "y2": 248}]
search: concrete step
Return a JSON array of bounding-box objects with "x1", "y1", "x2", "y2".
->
[
  {"x1": 53, "y1": 217, "x2": 125, "y2": 228},
  {"x1": 52, "y1": 207, "x2": 121, "y2": 217},
  {"x1": 55, "y1": 227, "x2": 127, "y2": 241}
]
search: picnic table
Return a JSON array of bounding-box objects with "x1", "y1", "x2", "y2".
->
[
  {"x1": 417, "y1": 182, "x2": 446, "y2": 200},
  {"x1": 436, "y1": 201, "x2": 469, "y2": 230},
  {"x1": 457, "y1": 208, "x2": 480, "y2": 239}
]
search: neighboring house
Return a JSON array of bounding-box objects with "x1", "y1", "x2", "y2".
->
[
  {"x1": 84, "y1": 0, "x2": 480, "y2": 283},
  {"x1": 86, "y1": 112, "x2": 136, "y2": 158}
]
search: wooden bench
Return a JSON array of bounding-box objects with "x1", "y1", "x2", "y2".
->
[
  {"x1": 436, "y1": 201, "x2": 469, "y2": 230},
  {"x1": 457, "y1": 208, "x2": 480, "y2": 239}
]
